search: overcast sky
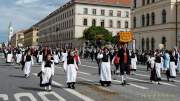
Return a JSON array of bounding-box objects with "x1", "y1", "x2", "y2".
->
[{"x1": 0, "y1": 0, "x2": 70, "y2": 43}]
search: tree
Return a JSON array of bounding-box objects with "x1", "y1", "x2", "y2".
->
[{"x1": 83, "y1": 26, "x2": 113, "y2": 43}]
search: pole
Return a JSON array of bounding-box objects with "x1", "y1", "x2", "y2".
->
[{"x1": 175, "y1": 0, "x2": 178, "y2": 46}]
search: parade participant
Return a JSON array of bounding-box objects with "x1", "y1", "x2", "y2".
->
[
  {"x1": 6, "y1": 50, "x2": 13, "y2": 63},
  {"x1": 150, "y1": 51, "x2": 161, "y2": 84},
  {"x1": 97, "y1": 49, "x2": 103, "y2": 75},
  {"x1": 173, "y1": 48, "x2": 179, "y2": 71},
  {"x1": 64, "y1": 50, "x2": 78, "y2": 89},
  {"x1": 147, "y1": 53, "x2": 151, "y2": 71},
  {"x1": 99, "y1": 47, "x2": 112, "y2": 87},
  {"x1": 37, "y1": 51, "x2": 43, "y2": 63},
  {"x1": 74, "y1": 48, "x2": 81, "y2": 66},
  {"x1": 16, "y1": 49, "x2": 22, "y2": 65},
  {"x1": 163, "y1": 50, "x2": 170, "y2": 72},
  {"x1": 118, "y1": 43, "x2": 131, "y2": 85},
  {"x1": 112, "y1": 51, "x2": 120, "y2": 75},
  {"x1": 166, "y1": 51, "x2": 176, "y2": 82},
  {"x1": 130, "y1": 51, "x2": 137, "y2": 75},
  {"x1": 23, "y1": 50, "x2": 34, "y2": 78},
  {"x1": 40, "y1": 54, "x2": 54, "y2": 91},
  {"x1": 53, "y1": 50, "x2": 60, "y2": 65}
]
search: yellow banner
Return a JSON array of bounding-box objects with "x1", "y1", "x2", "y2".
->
[{"x1": 119, "y1": 32, "x2": 133, "y2": 43}]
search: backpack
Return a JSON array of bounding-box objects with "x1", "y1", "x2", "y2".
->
[{"x1": 114, "y1": 56, "x2": 120, "y2": 64}]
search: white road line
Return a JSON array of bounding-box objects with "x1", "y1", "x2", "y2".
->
[
  {"x1": 79, "y1": 71, "x2": 91, "y2": 75},
  {"x1": 0, "y1": 94, "x2": 8, "y2": 101},
  {"x1": 80, "y1": 64, "x2": 97, "y2": 69},
  {"x1": 14, "y1": 93, "x2": 38, "y2": 101},
  {"x1": 37, "y1": 91, "x2": 66, "y2": 101},
  {"x1": 112, "y1": 80, "x2": 149, "y2": 90},
  {"x1": 135, "y1": 73, "x2": 180, "y2": 83},
  {"x1": 128, "y1": 76, "x2": 178, "y2": 87},
  {"x1": 52, "y1": 81, "x2": 95, "y2": 101}
]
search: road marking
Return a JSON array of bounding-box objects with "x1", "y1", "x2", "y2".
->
[
  {"x1": 37, "y1": 91, "x2": 66, "y2": 101},
  {"x1": 52, "y1": 81, "x2": 95, "y2": 101},
  {"x1": 112, "y1": 80, "x2": 149, "y2": 90},
  {"x1": 135, "y1": 73, "x2": 180, "y2": 84},
  {"x1": 79, "y1": 71, "x2": 91, "y2": 75},
  {"x1": 80, "y1": 64, "x2": 97, "y2": 69},
  {"x1": 0, "y1": 94, "x2": 8, "y2": 101},
  {"x1": 14, "y1": 93, "x2": 37, "y2": 101},
  {"x1": 32, "y1": 73, "x2": 95, "y2": 101}
]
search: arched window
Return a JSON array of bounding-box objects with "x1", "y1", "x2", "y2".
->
[
  {"x1": 151, "y1": 12, "x2": 155, "y2": 25},
  {"x1": 147, "y1": 0, "x2": 150, "y2": 4},
  {"x1": 162, "y1": 36, "x2": 166, "y2": 48},
  {"x1": 162, "y1": 9, "x2": 166, "y2": 24},
  {"x1": 146, "y1": 13, "x2": 150, "y2": 26},
  {"x1": 133, "y1": 17, "x2": 136, "y2": 28},
  {"x1": 134, "y1": 0, "x2": 137, "y2": 8},
  {"x1": 92, "y1": 19, "x2": 96, "y2": 26},
  {"x1": 146, "y1": 38, "x2": 150, "y2": 50},
  {"x1": 142, "y1": 15, "x2": 145, "y2": 27},
  {"x1": 152, "y1": 0, "x2": 155, "y2": 3},
  {"x1": 142, "y1": 38, "x2": 145, "y2": 51},
  {"x1": 151, "y1": 38, "x2": 155, "y2": 50},
  {"x1": 142, "y1": 0, "x2": 145, "y2": 6}
]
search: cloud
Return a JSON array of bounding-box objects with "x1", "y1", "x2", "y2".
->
[{"x1": 15, "y1": 0, "x2": 39, "y2": 5}]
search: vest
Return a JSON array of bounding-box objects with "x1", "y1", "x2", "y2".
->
[
  {"x1": 102, "y1": 53, "x2": 109, "y2": 62},
  {"x1": 45, "y1": 60, "x2": 52, "y2": 68},
  {"x1": 26, "y1": 55, "x2": 31, "y2": 62}
]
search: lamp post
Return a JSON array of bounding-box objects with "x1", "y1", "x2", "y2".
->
[{"x1": 176, "y1": 0, "x2": 178, "y2": 46}]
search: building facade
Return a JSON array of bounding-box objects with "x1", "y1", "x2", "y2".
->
[
  {"x1": 10, "y1": 30, "x2": 25, "y2": 47},
  {"x1": 24, "y1": 27, "x2": 38, "y2": 47},
  {"x1": 132, "y1": 0, "x2": 180, "y2": 50},
  {"x1": 38, "y1": 0, "x2": 131, "y2": 48}
]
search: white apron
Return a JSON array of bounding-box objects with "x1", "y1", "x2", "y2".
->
[
  {"x1": 66, "y1": 64, "x2": 78, "y2": 83},
  {"x1": 53, "y1": 55, "x2": 59, "y2": 64},
  {"x1": 7, "y1": 54, "x2": 13, "y2": 63},
  {"x1": 155, "y1": 63, "x2": 161, "y2": 78},
  {"x1": 24, "y1": 61, "x2": 32, "y2": 75},
  {"x1": 170, "y1": 62, "x2": 176, "y2": 77},
  {"x1": 100, "y1": 62, "x2": 111, "y2": 81},
  {"x1": 16, "y1": 54, "x2": 22, "y2": 63},
  {"x1": 38, "y1": 55, "x2": 43, "y2": 63},
  {"x1": 131, "y1": 57, "x2": 137, "y2": 70}
]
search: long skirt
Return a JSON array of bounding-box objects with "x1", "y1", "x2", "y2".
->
[
  {"x1": 38, "y1": 55, "x2": 43, "y2": 63},
  {"x1": 100, "y1": 62, "x2": 111, "y2": 82},
  {"x1": 16, "y1": 54, "x2": 22, "y2": 63},
  {"x1": 24, "y1": 61, "x2": 32, "y2": 75},
  {"x1": 150, "y1": 63, "x2": 161, "y2": 81},
  {"x1": 166, "y1": 62, "x2": 176, "y2": 78},
  {"x1": 7, "y1": 54, "x2": 13, "y2": 63},
  {"x1": 66, "y1": 64, "x2": 77, "y2": 83},
  {"x1": 41, "y1": 68, "x2": 53, "y2": 86},
  {"x1": 131, "y1": 58, "x2": 137, "y2": 71},
  {"x1": 54, "y1": 55, "x2": 60, "y2": 64}
]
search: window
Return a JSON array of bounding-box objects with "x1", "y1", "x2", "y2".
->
[
  {"x1": 92, "y1": 19, "x2": 96, "y2": 26},
  {"x1": 162, "y1": 36, "x2": 166, "y2": 48},
  {"x1": 146, "y1": 38, "x2": 149, "y2": 50},
  {"x1": 109, "y1": 20, "x2": 113, "y2": 28},
  {"x1": 151, "y1": 38, "x2": 155, "y2": 50},
  {"x1": 134, "y1": 0, "x2": 137, "y2": 8},
  {"x1": 117, "y1": 11, "x2": 121, "y2": 17},
  {"x1": 125, "y1": 21, "x2": 129, "y2": 28},
  {"x1": 162, "y1": 9, "x2": 166, "y2": 24},
  {"x1": 147, "y1": 0, "x2": 150, "y2": 4},
  {"x1": 141, "y1": 15, "x2": 145, "y2": 27},
  {"x1": 152, "y1": 0, "x2": 155, "y2": 3},
  {"x1": 151, "y1": 12, "x2": 155, "y2": 25},
  {"x1": 83, "y1": 8, "x2": 88, "y2": 14},
  {"x1": 117, "y1": 21, "x2": 121, "y2": 28},
  {"x1": 101, "y1": 9, "x2": 105, "y2": 16},
  {"x1": 83, "y1": 18, "x2": 88, "y2": 26},
  {"x1": 146, "y1": 13, "x2": 150, "y2": 26},
  {"x1": 125, "y1": 11, "x2": 129, "y2": 17},
  {"x1": 142, "y1": 0, "x2": 145, "y2": 6},
  {"x1": 109, "y1": 10, "x2": 113, "y2": 16},
  {"x1": 142, "y1": 38, "x2": 145, "y2": 51},
  {"x1": 101, "y1": 20, "x2": 105, "y2": 27},
  {"x1": 133, "y1": 17, "x2": 136, "y2": 28},
  {"x1": 92, "y1": 9, "x2": 96, "y2": 15}
]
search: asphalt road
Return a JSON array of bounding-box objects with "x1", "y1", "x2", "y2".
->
[{"x1": 0, "y1": 56, "x2": 180, "y2": 101}]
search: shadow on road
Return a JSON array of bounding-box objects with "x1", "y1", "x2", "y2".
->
[
  {"x1": 9, "y1": 74, "x2": 25, "y2": 78},
  {"x1": 19, "y1": 87, "x2": 45, "y2": 91}
]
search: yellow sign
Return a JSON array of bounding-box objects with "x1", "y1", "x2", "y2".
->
[{"x1": 118, "y1": 32, "x2": 133, "y2": 43}]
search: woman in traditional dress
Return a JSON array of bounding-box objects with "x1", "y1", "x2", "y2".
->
[
  {"x1": 16, "y1": 50, "x2": 22, "y2": 65},
  {"x1": 37, "y1": 51, "x2": 43, "y2": 63},
  {"x1": 99, "y1": 48, "x2": 112, "y2": 87},
  {"x1": 130, "y1": 51, "x2": 137, "y2": 75},
  {"x1": 40, "y1": 54, "x2": 54, "y2": 91},
  {"x1": 23, "y1": 50, "x2": 34, "y2": 78},
  {"x1": 166, "y1": 51, "x2": 176, "y2": 82},
  {"x1": 64, "y1": 50, "x2": 78, "y2": 89},
  {"x1": 53, "y1": 50, "x2": 60, "y2": 65},
  {"x1": 112, "y1": 51, "x2": 120, "y2": 75},
  {"x1": 150, "y1": 52, "x2": 161, "y2": 84},
  {"x1": 6, "y1": 50, "x2": 13, "y2": 63}
]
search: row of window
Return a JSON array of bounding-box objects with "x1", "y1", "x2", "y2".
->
[
  {"x1": 134, "y1": 0, "x2": 156, "y2": 8},
  {"x1": 83, "y1": 8, "x2": 129, "y2": 18},
  {"x1": 83, "y1": 19, "x2": 129, "y2": 28},
  {"x1": 39, "y1": 30, "x2": 74, "y2": 43},
  {"x1": 141, "y1": 36, "x2": 166, "y2": 50},
  {"x1": 40, "y1": 9, "x2": 74, "y2": 28},
  {"x1": 133, "y1": 9, "x2": 166, "y2": 28}
]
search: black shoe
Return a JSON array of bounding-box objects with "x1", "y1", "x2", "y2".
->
[
  {"x1": 72, "y1": 85, "x2": 75, "y2": 89},
  {"x1": 124, "y1": 80, "x2": 127, "y2": 85}
]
